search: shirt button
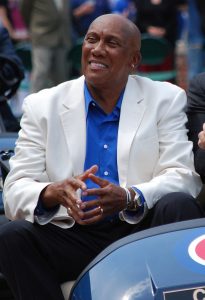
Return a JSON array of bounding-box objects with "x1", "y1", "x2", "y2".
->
[
  {"x1": 103, "y1": 144, "x2": 108, "y2": 149},
  {"x1": 104, "y1": 171, "x2": 109, "y2": 176},
  {"x1": 92, "y1": 102, "x2": 96, "y2": 106}
]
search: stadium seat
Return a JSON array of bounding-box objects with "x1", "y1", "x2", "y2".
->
[
  {"x1": 68, "y1": 38, "x2": 83, "y2": 78},
  {"x1": 138, "y1": 34, "x2": 177, "y2": 82}
]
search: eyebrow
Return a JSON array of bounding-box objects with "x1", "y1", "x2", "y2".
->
[{"x1": 86, "y1": 31, "x2": 124, "y2": 41}]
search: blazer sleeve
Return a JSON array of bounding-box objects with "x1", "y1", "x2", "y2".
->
[{"x1": 3, "y1": 97, "x2": 52, "y2": 223}]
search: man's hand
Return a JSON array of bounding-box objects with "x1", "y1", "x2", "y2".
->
[
  {"x1": 40, "y1": 165, "x2": 98, "y2": 220},
  {"x1": 73, "y1": 2, "x2": 95, "y2": 18},
  {"x1": 73, "y1": 173, "x2": 128, "y2": 225},
  {"x1": 198, "y1": 123, "x2": 205, "y2": 150},
  {"x1": 147, "y1": 26, "x2": 166, "y2": 38}
]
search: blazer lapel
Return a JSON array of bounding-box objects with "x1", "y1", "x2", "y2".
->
[
  {"x1": 118, "y1": 76, "x2": 146, "y2": 186},
  {"x1": 60, "y1": 77, "x2": 86, "y2": 176}
]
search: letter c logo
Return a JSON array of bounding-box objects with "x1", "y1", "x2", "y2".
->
[{"x1": 193, "y1": 288, "x2": 205, "y2": 300}]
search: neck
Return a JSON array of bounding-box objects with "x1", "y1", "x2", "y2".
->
[{"x1": 87, "y1": 84, "x2": 125, "y2": 114}]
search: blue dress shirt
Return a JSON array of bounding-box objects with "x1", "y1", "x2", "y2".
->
[{"x1": 82, "y1": 83, "x2": 123, "y2": 201}]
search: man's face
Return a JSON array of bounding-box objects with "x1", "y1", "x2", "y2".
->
[{"x1": 82, "y1": 16, "x2": 137, "y2": 90}]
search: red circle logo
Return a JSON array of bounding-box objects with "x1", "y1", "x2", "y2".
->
[{"x1": 188, "y1": 235, "x2": 205, "y2": 265}]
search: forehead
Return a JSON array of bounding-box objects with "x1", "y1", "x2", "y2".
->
[{"x1": 87, "y1": 17, "x2": 128, "y2": 39}]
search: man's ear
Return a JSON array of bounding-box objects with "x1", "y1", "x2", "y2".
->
[{"x1": 130, "y1": 51, "x2": 142, "y2": 74}]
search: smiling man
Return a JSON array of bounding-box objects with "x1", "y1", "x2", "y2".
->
[
  {"x1": 81, "y1": 13, "x2": 141, "y2": 112},
  {"x1": 0, "y1": 14, "x2": 203, "y2": 300}
]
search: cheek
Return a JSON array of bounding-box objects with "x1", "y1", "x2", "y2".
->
[
  {"x1": 81, "y1": 51, "x2": 89, "y2": 72},
  {"x1": 113, "y1": 59, "x2": 131, "y2": 72},
  {"x1": 82, "y1": 44, "x2": 93, "y2": 59},
  {"x1": 82, "y1": 44, "x2": 92, "y2": 56}
]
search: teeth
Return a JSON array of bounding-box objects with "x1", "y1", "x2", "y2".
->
[{"x1": 91, "y1": 62, "x2": 106, "y2": 69}]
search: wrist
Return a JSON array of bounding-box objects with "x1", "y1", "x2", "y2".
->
[
  {"x1": 40, "y1": 184, "x2": 59, "y2": 209},
  {"x1": 123, "y1": 187, "x2": 143, "y2": 211}
]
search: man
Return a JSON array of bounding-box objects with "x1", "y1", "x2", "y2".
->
[
  {"x1": 0, "y1": 14, "x2": 203, "y2": 300},
  {"x1": 187, "y1": 72, "x2": 205, "y2": 182},
  {"x1": 187, "y1": 0, "x2": 205, "y2": 80},
  {"x1": 0, "y1": 22, "x2": 24, "y2": 131},
  {"x1": 0, "y1": 0, "x2": 29, "y2": 42},
  {"x1": 71, "y1": 0, "x2": 110, "y2": 39},
  {"x1": 197, "y1": 122, "x2": 205, "y2": 183},
  {"x1": 196, "y1": 0, "x2": 205, "y2": 35},
  {"x1": 19, "y1": 0, "x2": 72, "y2": 92}
]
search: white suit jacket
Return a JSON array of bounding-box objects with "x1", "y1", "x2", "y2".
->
[{"x1": 3, "y1": 75, "x2": 202, "y2": 228}]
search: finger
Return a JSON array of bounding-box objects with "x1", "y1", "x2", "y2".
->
[
  {"x1": 83, "y1": 206, "x2": 103, "y2": 219},
  {"x1": 198, "y1": 130, "x2": 204, "y2": 138},
  {"x1": 67, "y1": 203, "x2": 84, "y2": 220},
  {"x1": 67, "y1": 177, "x2": 87, "y2": 191},
  {"x1": 203, "y1": 123, "x2": 205, "y2": 131},
  {"x1": 72, "y1": 206, "x2": 101, "y2": 223},
  {"x1": 198, "y1": 133, "x2": 205, "y2": 144},
  {"x1": 82, "y1": 199, "x2": 101, "y2": 210},
  {"x1": 63, "y1": 185, "x2": 81, "y2": 206},
  {"x1": 77, "y1": 215, "x2": 102, "y2": 225},
  {"x1": 77, "y1": 207, "x2": 104, "y2": 225},
  {"x1": 82, "y1": 187, "x2": 105, "y2": 198},
  {"x1": 88, "y1": 173, "x2": 109, "y2": 187},
  {"x1": 78, "y1": 165, "x2": 98, "y2": 182},
  {"x1": 62, "y1": 188, "x2": 84, "y2": 215},
  {"x1": 198, "y1": 139, "x2": 205, "y2": 150}
]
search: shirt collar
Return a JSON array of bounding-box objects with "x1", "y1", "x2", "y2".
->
[{"x1": 84, "y1": 82, "x2": 124, "y2": 115}]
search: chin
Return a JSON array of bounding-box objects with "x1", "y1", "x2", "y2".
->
[
  {"x1": 85, "y1": 74, "x2": 107, "y2": 86},
  {"x1": 86, "y1": 77, "x2": 108, "y2": 88}
]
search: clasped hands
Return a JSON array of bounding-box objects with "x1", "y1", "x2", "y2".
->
[{"x1": 40, "y1": 165, "x2": 127, "y2": 225}]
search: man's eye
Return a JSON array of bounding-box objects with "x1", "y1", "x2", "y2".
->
[
  {"x1": 108, "y1": 41, "x2": 119, "y2": 47},
  {"x1": 86, "y1": 37, "x2": 96, "y2": 43}
]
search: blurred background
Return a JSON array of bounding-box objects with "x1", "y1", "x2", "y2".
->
[{"x1": 0, "y1": 0, "x2": 204, "y2": 131}]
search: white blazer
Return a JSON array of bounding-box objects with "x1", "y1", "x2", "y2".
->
[{"x1": 3, "y1": 75, "x2": 202, "y2": 227}]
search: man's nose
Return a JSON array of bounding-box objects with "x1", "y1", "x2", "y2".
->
[{"x1": 91, "y1": 41, "x2": 106, "y2": 55}]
